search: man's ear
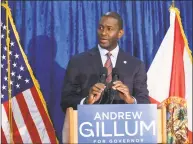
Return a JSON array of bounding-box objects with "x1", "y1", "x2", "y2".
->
[{"x1": 118, "y1": 29, "x2": 124, "y2": 39}]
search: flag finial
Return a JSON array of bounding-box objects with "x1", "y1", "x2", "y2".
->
[{"x1": 172, "y1": 0, "x2": 175, "y2": 7}]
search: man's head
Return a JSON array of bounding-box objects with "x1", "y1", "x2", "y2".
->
[{"x1": 97, "y1": 12, "x2": 124, "y2": 51}]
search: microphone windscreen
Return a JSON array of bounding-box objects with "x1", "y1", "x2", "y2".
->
[
  {"x1": 112, "y1": 68, "x2": 119, "y2": 76},
  {"x1": 99, "y1": 67, "x2": 107, "y2": 84}
]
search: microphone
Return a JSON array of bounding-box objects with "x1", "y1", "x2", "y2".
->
[
  {"x1": 98, "y1": 67, "x2": 107, "y2": 84},
  {"x1": 109, "y1": 68, "x2": 119, "y2": 103},
  {"x1": 112, "y1": 68, "x2": 119, "y2": 82},
  {"x1": 96, "y1": 67, "x2": 107, "y2": 104}
]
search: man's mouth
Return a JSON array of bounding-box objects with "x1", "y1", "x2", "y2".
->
[{"x1": 99, "y1": 38, "x2": 108, "y2": 43}]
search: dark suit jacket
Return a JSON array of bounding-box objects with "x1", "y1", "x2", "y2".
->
[{"x1": 61, "y1": 47, "x2": 150, "y2": 112}]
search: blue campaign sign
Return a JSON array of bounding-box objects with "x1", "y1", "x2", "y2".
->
[{"x1": 78, "y1": 104, "x2": 157, "y2": 143}]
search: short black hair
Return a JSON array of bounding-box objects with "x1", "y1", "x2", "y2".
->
[{"x1": 102, "y1": 12, "x2": 123, "y2": 30}]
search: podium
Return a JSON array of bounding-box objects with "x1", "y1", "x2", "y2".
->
[{"x1": 62, "y1": 104, "x2": 166, "y2": 143}]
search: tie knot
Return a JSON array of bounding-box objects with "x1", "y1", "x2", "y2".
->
[{"x1": 106, "y1": 52, "x2": 112, "y2": 57}]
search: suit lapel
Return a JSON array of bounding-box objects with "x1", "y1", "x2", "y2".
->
[
  {"x1": 88, "y1": 47, "x2": 103, "y2": 75},
  {"x1": 115, "y1": 49, "x2": 127, "y2": 82}
]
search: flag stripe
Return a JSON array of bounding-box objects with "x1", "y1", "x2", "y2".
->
[
  {"x1": 12, "y1": 97, "x2": 32, "y2": 143},
  {"x1": 1, "y1": 106, "x2": 10, "y2": 143},
  {"x1": 1, "y1": 128, "x2": 7, "y2": 144},
  {"x1": 3, "y1": 101, "x2": 23, "y2": 143},
  {"x1": 22, "y1": 89, "x2": 50, "y2": 143},
  {"x1": 169, "y1": 16, "x2": 185, "y2": 97},
  {"x1": 16, "y1": 92, "x2": 42, "y2": 143},
  {"x1": 188, "y1": 130, "x2": 192, "y2": 143},
  {"x1": 30, "y1": 86, "x2": 57, "y2": 143},
  {"x1": 147, "y1": 10, "x2": 175, "y2": 102}
]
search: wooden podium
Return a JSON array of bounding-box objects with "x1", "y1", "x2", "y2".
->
[{"x1": 62, "y1": 106, "x2": 167, "y2": 143}]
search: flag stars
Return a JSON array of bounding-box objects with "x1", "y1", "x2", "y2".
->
[
  {"x1": 11, "y1": 71, "x2": 15, "y2": 76},
  {"x1": 3, "y1": 25, "x2": 6, "y2": 30},
  {"x1": 2, "y1": 55, "x2": 6, "y2": 60},
  {"x1": 20, "y1": 66, "x2": 24, "y2": 71},
  {"x1": 17, "y1": 74, "x2": 22, "y2": 80},
  {"x1": 1, "y1": 34, "x2": 4, "y2": 39},
  {"x1": 4, "y1": 76, "x2": 8, "y2": 81},
  {"x1": 1, "y1": 64, "x2": 4, "y2": 68},
  {"x1": 13, "y1": 62, "x2": 17, "y2": 68},
  {"x1": 1, "y1": 94, "x2": 4, "y2": 99},
  {"x1": 2, "y1": 85, "x2": 6, "y2": 90},
  {"x1": 10, "y1": 41, "x2": 14, "y2": 47},
  {"x1": 14, "y1": 53, "x2": 19, "y2": 59},
  {"x1": 25, "y1": 79, "x2": 30, "y2": 83},
  {"x1": 16, "y1": 83, "x2": 20, "y2": 89},
  {"x1": 4, "y1": 46, "x2": 7, "y2": 51}
]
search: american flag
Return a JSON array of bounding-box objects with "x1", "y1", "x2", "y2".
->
[{"x1": 1, "y1": 4, "x2": 58, "y2": 143}]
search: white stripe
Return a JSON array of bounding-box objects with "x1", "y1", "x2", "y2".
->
[
  {"x1": 1, "y1": 104, "x2": 10, "y2": 143},
  {"x1": 22, "y1": 89, "x2": 50, "y2": 143},
  {"x1": 11, "y1": 96, "x2": 32, "y2": 143},
  {"x1": 147, "y1": 10, "x2": 176, "y2": 102},
  {"x1": 183, "y1": 47, "x2": 192, "y2": 131}
]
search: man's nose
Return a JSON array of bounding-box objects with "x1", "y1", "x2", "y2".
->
[{"x1": 101, "y1": 29, "x2": 107, "y2": 36}]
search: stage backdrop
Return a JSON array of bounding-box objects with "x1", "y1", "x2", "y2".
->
[{"x1": 7, "y1": 1, "x2": 192, "y2": 143}]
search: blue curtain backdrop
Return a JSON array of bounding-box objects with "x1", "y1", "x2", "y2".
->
[{"x1": 7, "y1": 1, "x2": 192, "y2": 143}]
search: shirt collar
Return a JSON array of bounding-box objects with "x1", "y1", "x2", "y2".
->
[{"x1": 98, "y1": 44, "x2": 119, "y2": 57}]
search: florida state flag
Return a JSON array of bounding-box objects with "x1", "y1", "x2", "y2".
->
[{"x1": 147, "y1": 6, "x2": 192, "y2": 143}]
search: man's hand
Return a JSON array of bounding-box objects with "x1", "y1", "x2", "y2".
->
[
  {"x1": 87, "y1": 83, "x2": 106, "y2": 104},
  {"x1": 112, "y1": 81, "x2": 134, "y2": 104}
]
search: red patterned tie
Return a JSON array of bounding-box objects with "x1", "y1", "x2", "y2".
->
[{"x1": 104, "y1": 52, "x2": 112, "y2": 83}]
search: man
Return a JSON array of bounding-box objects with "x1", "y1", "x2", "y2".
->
[{"x1": 60, "y1": 12, "x2": 150, "y2": 112}]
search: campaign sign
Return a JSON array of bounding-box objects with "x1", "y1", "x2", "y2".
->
[{"x1": 78, "y1": 104, "x2": 157, "y2": 143}]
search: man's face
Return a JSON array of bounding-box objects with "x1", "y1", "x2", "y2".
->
[{"x1": 97, "y1": 16, "x2": 124, "y2": 51}]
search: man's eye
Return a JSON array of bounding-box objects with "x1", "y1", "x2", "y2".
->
[
  {"x1": 99, "y1": 26, "x2": 103, "y2": 30},
  {"x1": 108, "y1": 27, "x2": 112, "y2": 31}
]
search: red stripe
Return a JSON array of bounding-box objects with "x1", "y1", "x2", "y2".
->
[
  {"x1": 1, "y1": 128, "x2": 7, "y2": 144},
  {"x1": 188, "y1": 130, "x2": 192, "y2": 143},
  {"x1": 169, "y1": 16, "x2": 185, "y2": 98},
  {"x1": 3, "y1": 101, "x2": 23, "y2": 143},
  {"x1": 30, "y1": 86, "x2": 57, "y2": 143},
  {"x1": 149, "y1": 96, "x2": 161, "y2": 104},
  {"x1": 16, "y1": 92, "x2": 42, "y2": 143}
]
